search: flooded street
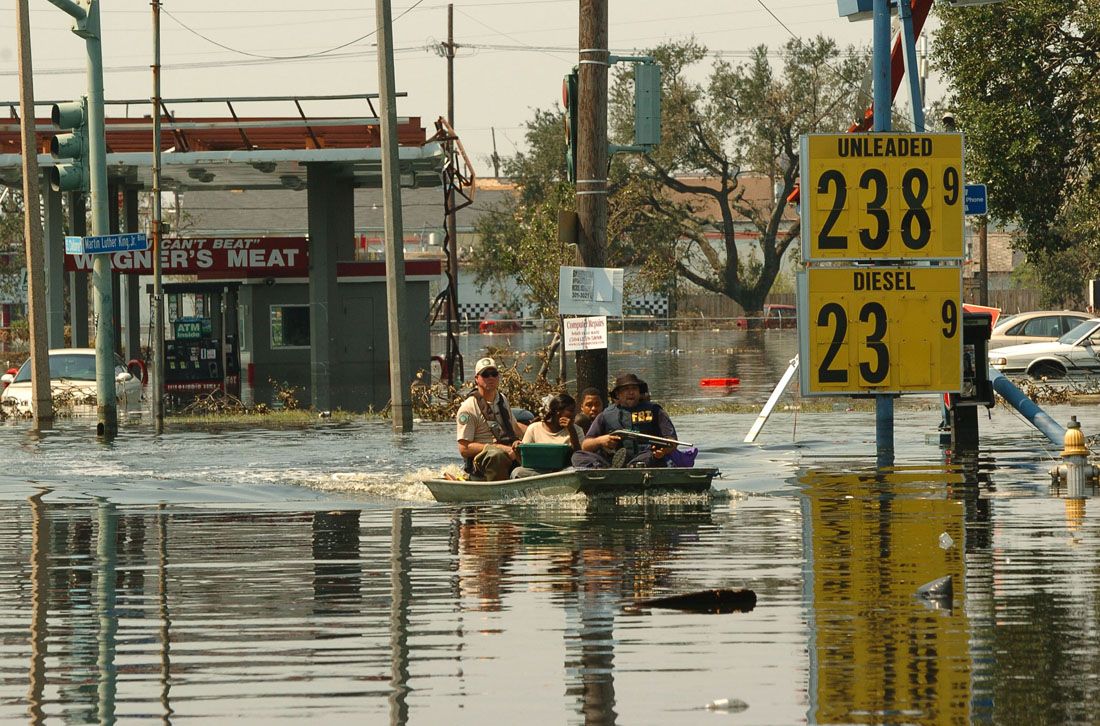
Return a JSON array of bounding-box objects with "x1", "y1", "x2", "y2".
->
[{"x1": 2, "y1": 331, "x2": 1100, "y2": 724}]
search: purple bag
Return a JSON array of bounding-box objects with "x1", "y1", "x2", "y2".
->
[{"x1": 666, "y1": 447, "x2": 698, "y2": 468}]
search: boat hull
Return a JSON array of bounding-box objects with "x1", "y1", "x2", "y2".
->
[{"x1": 424, "y1": 467, "x2": 719, "y2": 503}]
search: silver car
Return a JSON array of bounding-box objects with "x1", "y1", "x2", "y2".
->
[
  {"x1": 989, "y1": 318, "x2": 1100, "y2": 379},
  {"x1": 1, "y1": 348, "x2": 144, "y2": 413},
  {"x1": 988, "y1": 310, "x2": 1092, "y2": 349}
]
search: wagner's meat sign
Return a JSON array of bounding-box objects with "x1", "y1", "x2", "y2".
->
[{"x1": 63, "y1": 237, "x2": 309, "y2": 277}]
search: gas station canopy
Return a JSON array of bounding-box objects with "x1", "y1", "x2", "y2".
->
[{"x1": 0, "y1": 94, "x2": 446, "y2": 191}]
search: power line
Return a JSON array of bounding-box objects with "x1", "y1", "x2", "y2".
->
[{"x1": 160, "y1": 0, "x2": 426, "y2": 61}]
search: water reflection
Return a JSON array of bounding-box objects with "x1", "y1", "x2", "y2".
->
[
  {"x1": 798, "y1": 468, "x2": 970, "y2": 724},
  {"x1": 5, "y1": 435, "x2": 1100, "y2": 723}
]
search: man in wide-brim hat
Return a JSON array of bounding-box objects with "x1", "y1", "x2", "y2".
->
[{"x1": 572, "y1": 372, "x2": 678, "y2": 469}]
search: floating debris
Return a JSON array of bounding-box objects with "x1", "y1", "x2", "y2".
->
[{"x1": 627, "y1": 588, "x2": 756, "y2": 614}]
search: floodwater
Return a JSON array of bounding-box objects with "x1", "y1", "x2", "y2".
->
[{"x1": 2, "y1": 330, "x2": 1100, "y2": 724}]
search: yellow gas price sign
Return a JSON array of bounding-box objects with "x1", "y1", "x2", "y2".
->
[
  {"x1": 797, "y1": 266, "x2": 962, "y2": 395},
  {"x1": 800, "y1": 133, "x2": 964, "y2": 261}
]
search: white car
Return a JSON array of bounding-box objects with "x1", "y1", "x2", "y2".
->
[
  {"x1": 989, "y1": 318, "x2": 1100, "y2": 379},
  {"x1": 1, "y1": 348, "x2": 144, "y2": 413}
]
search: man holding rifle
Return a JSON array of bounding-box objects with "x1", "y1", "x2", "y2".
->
[{"x1": 572, "y1": 373, "x2": 682, "y2": 469}]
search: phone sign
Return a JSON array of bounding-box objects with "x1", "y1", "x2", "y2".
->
[{"x1": 797, "y1": 266, "x2": 962, "y2": 395}]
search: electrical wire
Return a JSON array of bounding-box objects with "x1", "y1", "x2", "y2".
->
[{"x1": 160, "y1": 0, "x2": 426, "y2": 61}]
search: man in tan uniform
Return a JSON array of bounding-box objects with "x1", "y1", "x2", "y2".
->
[{"x1": 456, "y1": 357, "x2": 528, "y2": 480}]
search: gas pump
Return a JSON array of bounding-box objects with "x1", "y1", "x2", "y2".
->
[{"x1": 156, "y1": 284, "x2": 241, "y2": 406}]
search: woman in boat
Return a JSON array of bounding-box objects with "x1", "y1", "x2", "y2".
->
[{"x1": 510, "y1": 392, "x2": 585, "y2": 478}]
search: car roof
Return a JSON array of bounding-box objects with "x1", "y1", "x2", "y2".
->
[{"x1": 992, "y1": 310, "x2": 1090, "y2": 331}]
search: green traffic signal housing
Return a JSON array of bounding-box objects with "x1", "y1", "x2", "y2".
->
[{"x1": 49, "y1": 98, "x2": 89, "y2": 192}]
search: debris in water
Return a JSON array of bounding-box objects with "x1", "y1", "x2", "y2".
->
[
  {"x1": 916, "y1": 575, "x2": 953, "y2": 608},
  {"x1": 704, "y1": 698, "x2": 749, "y2": 712},
  {"x1": 627, "y1": 588, "x2": 756, "y2": 614},
  {"x1": 938, "y1": 532, "x2": 954, "y2": 549}
]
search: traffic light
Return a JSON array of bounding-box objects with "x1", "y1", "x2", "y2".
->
[
  {"x1": 633, "y1": 63, "x2": 661, "y2": 147},
  {"x1": 49, "y1": 97, "x2": 89, "y2": 192},
  {"x1": 562, "y1": 68, "x2": 578, "y2": 183}
]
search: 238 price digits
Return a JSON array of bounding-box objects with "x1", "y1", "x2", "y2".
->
[
  {"x1": 816, "y1": 165, "x2": 960, "y2": 252},
  {"x1": 815, "y1": 298, "x2": 958, "y2": 386}
]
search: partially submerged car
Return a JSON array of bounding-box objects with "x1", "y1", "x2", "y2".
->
[
  {"x1": 478, "y1": 310, "x2": 521, "y2": 334},
  {"x1": 736, "y1": 304, "x2": 797, "y2": 329},
  {"x1": 989, "y1": 318, "x2": 1100, "y2": 379},
  {"x1": 0, "y1": 348, "x2": 144, "y2": 413}
]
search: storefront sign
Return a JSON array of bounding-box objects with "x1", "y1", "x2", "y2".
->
[{"x1": 63, "y1": 237, "x2": 309, "y2": 276}]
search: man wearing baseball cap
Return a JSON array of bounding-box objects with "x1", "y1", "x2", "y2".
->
[
  {"x1": 572, "y1": 372, "x2": 677, "y2": 469},
  {"x1": 456, "y1": 356, "x2": 528, "y2": 480}
]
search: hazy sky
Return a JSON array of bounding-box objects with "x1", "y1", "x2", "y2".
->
[{"x1": 1, "y1": 1, "x2": 943, "y2": 178}]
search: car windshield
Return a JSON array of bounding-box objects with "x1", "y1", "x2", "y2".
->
[
  {"x1": 11, "y1": 353, "x2": 97, "y2": 383},
  {"x1": 1058, "y1": 320, "x2": 1100, "y2": 345}
]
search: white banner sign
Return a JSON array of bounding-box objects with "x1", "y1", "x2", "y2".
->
[
  {"x1": 563, "y1": 316, "x2": 608, "y2": 352},
  {"x1": 558, "y1": 266, "x2": 623, "y2": 316}
]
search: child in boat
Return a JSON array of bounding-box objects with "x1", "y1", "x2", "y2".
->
[
  {"x1": 573, "y1": 387, "x2": 604, "y2": 435},
  {"x1": 510, "y1": 392, "x2": 585, "y2": 478}
]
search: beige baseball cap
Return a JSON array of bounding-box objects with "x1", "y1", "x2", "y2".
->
[{"x1": 475, "y1": 357, "x2": 498, "y2": 375}]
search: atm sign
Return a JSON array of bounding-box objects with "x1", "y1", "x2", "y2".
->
[{"x1": 797, "y1": 266, "x2": 962, "y2": 395}]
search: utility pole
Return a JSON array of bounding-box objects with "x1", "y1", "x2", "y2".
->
[
  {"x1": 575, "y1": 0, "x2": 609, "y2": 399},
  {"x1": 490, "y1": 127, "x2": 501, "y2": 178},
  {"x1": 376, "y1": 0, "x2": 414, "y2": 433},
  {"x1": 151, "y1": 0, "x2": 166, "y2": 433},
  {"x1": 15, "y1": 0, "x2": 53, "y2": 427},
  {"x1": 47, "y1": 0, "x2": 115, "y2": 437}
]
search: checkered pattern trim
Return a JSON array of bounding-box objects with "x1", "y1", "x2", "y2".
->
[{"x1": 459, "y1": 294, "x2": 669, "y2": 319}]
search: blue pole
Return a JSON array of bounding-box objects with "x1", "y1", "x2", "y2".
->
[
  {"x1": 989, "y1": 368, "x2": 1065, "y2": 446},
  {"x1": 897, "y1": 0, "x2": 925, "y2": 131},
  {"x1": 872, "y1": 0, "x2": 893, "y2": 465}
]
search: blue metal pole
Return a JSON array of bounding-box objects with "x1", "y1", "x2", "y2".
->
[
  {"x1": 989, "y1": 368, "x2": 1065, "y2": 447},
  {"x1": 897, "y1": 0, "x2": 925, "y2": 131},
  {"x1": 872, "y1": 0, "x2": 893, "y2": 465}
]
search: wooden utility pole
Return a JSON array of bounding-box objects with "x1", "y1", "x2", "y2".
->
[
  {"x1": 376, "y1": 0, "x2": 414, "y2": 433},
  {"x1": 575, "y1": 0, "x2": 609, "y2": 399},
  {"x1": 16, "y1": 0, "x2": 53, "y2": 426}
]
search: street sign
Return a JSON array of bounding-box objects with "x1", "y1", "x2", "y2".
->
[
  {"x1": 964, "y1": 183, "x2": 987, "y2": 215},
  {"x1": 64, "y1": 232, "x2": 148, "y2": 255},
  {"x1": 800, "y1": 133, "x2": 964, "y2": 261},
  {"x1": 797, "y1": 266, "x2": 962, "y2": 395}
]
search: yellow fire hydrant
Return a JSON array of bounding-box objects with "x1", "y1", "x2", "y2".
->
[{"x1": 1050, "y1": 416, "x2": 1098, "y2": 498}]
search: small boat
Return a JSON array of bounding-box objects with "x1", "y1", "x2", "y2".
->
[{"x1": 424, "y1": 466, "x2": 720, "y2": 503}]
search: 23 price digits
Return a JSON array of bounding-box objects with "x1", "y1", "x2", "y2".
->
[{"x1": 815, "y1": 298, "x2": 958, "y2": 386}]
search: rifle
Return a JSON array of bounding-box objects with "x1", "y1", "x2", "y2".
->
[{"x1": 611, "y1": 429, "x2": 693, "y2": 448}]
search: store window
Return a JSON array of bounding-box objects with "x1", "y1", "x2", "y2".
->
[{"x1": 270, "y1": 305, "x2": 310, "y2": 348}]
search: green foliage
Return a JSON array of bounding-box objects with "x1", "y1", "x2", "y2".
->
[
  {"x1": 0, "y1": 192, "x2": 26, "y2": 305},
  {"x1": 933, "y1": 0, "x2": 1100, "y2": 276},
  {"x1": 471, "y1": 37, "x2": 872, "y2": 318},
  {"x1": 606, "y1": 37, "x2": 871, "y2": 314}
]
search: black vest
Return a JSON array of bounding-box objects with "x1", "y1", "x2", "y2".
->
[
  {"x1": 598, "y1": 401, "x2": 662, "y2": 456},
  {"x1": 463, "y1": 392, "x2": 516, "y2": 473}
]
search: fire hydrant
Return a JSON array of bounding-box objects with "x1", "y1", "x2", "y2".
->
[{"x1": 1050, "y1": 416, "x2": 1099, "y2": 497}]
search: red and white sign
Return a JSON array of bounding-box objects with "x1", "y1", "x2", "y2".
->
[
  {"x1": 64, "y1": 237, "x2": 309, "y2": 276},
  {"x1": 563, "y1": 316, "x2": 608, "y2": 352}
]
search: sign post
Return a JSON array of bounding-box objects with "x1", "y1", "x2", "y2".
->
[{"x1": 798, "y1": 129, "x2": 965, "y2": 465}]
